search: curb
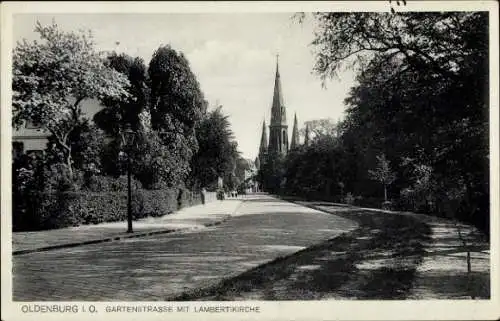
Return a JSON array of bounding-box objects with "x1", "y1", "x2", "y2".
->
[
  {"x1": 284, "y1": 198, "x2": 478, "y2": 232},
  {"x1": 13, "y1": 204, "x2": 241, "y2": 256},
  {"x1": 281, "y1": 197, "x2": 412, "y2": 215}
]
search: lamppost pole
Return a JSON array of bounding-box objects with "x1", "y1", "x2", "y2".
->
[
  {"x1": 123, "y1": 125, "x2": 136, "y2": 234},
  {"x1": 127, "y1": 150, "x2": 133, "y2": 233}
]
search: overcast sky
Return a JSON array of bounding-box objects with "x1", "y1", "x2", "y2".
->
[{"x1": 13, "y1": 13, "x2": 356, "y2": 160}]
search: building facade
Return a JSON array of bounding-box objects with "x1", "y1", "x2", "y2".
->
[
  {"x1": 11, "y1": 98, "x2": 104, "y2": 160},
  {"x1": 12, "y1": 121, "x2": 50, "y2": 159}
]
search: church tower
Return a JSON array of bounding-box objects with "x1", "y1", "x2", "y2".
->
[{"x1": 268, "y1": 55, "x2": 288, "y2": 155}]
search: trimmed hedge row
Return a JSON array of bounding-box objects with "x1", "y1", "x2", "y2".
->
[{"x1": 13, "y1": 188, "x2": 202, "y2": 231}]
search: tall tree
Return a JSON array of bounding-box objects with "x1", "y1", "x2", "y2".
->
[
  {"x1": 284, "y1": 135, "x2": 347, "y2": 201},
  {"x1": 259, "y1": 151, "x2": 286, "y2": 194},
  {"x1": 148, "y1": 45, "x2": 207, "y2": 183},
  {"x1": 190, "y1": 106, "x2": 239, "y2": 189},
  {"x1": 235, "y1": 158, "x2": 250, "y2": 185},
  {"x1": 12, "y1": 21, "x2": 130, "y2": 178},
  {"x1": 94, "y1": 52, "x2": 148, "y2": 135},
  {"x1": 368, "y1": 154, "x2": 397, "y2": 203},
  {"x1": 300, "y1": 118, "x2": 342, "y2": 143},
  {"x1": 93, "y1": 53, "x2": 149, "y2": 178},
  {"x1": 148, "y1": 45, "x2": 206, "y2": 140},
  {"x1": 308, "y1": 12, "x2": 489, "y2": 231}
]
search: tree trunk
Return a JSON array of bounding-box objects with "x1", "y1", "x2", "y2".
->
[
  {"x1": 65, "y1": 146, "x2": 74, "y2": 180},
  {"x1": 384, "y1": 184, "x2": 387, "y2": 202},
  {"x1": 49, "y1": 128, "x2": 74, "y2": 181}
]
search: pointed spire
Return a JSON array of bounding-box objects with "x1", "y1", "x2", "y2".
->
[
  {"x1": 275, "y1": 53, "x2": 280, "y2": 77},
  {"x1": 270, "y1": 54, "x2": 286, "y2": 127},
  {"x1": 304, "y1": 123, "x2": 310, "y2": 146},
  {"x1": 290, "y1": 113, "x2": 299, "y2": 150},
  {"x1": 259, "y1": 119, "x2": 268, "y2": 155}
]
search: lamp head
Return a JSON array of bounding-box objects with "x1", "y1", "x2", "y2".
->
[{"x1": 122, "y1": 125, "x2": 136, "y2": 146}]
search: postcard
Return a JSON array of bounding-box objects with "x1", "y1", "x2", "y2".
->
[{"x1": 1, "y1": 1, "x2": 499, "y2": 320}]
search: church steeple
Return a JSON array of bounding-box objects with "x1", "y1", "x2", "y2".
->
[
  {"x1": 268, "y1": 54, "x2": 289, "y2": 155},
  {"x1": 290, "y1": 113, "x2": 299, "y2": 150},
  {"x1": 270, "y1": 54, "x2": 286, "y2": 127}
]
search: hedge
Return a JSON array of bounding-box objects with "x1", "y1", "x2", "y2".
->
[{"x1": 13, "y1": 187, "x2": 202, "y2": 231}]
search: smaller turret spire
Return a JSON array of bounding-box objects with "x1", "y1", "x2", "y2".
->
[
  {"x1": 259, "y1": 119, "x2": 268, "y2": 155},
  {"x1": 290, "y1": 113, "x2": 299, "y2": 150}
]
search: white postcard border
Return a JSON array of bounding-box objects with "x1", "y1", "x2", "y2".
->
[{"x1": 1, "y1": 1, "x2": 499, "y2": 320}]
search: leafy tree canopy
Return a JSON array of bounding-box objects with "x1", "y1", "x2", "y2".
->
[
  {"x1": 311, "y1": 12, "x2": 487, "y2": 82},
  {"x1": 190, "y1": 105, "x2": 238, "y2": 188},
  {"x1": 148, "y1": 45, "x2": 207, "y2": 136},
  {"x1": 94, "y1": 52, "x2": 148, "y2": 135},
  {"x1": 13, "y1": 21, "x2": 130, "y2": 177}
]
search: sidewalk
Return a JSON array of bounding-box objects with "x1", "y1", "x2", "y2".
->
[
  {"x1": 407, "y1": 215, "x2": 490, "y2": 299},
  {"x1": 12, "y1": 199, "x2": 242, "y2": 255}
]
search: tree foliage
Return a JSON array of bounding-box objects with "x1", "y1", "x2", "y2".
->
[
  {"x1": 284, "y1": 134, "x2": 352, "y2": 201},
  {"x1": 130, "y1": 126, "x2": 191, "y2": 189},
  {"x1": 149, "y1": 45, "x2": 206, "y2": 137},
  {"x1": 147, "y1": 45, "x2": 209, "y2": 186},
  {"x1": 190, "y1": 106, "x2": 239, "y2": 189},
  {"x1": 259, "y1": 151, "x2": 286, "y2": 194},
  {"x1": 335, "y1": 12, "x2": 489, "y2": 228},
  {"x1": 94, "y1": 52, "x2": 148, "y2": 135},
  {"x1": 12, "y1": 21, "x2": 130, "y2": 178},
  {"x1": 368, "y1": 154, "x2": 396, "y2": 202},
  {"x1": 300, "y1": 118, "x2": 342, "y2": 143},
  {"x1": 311, "y1": 12, "x2": 485, "y2": 81},
  {"x1": 282, "y1": 12, "x2": 490, "y2": 232}
]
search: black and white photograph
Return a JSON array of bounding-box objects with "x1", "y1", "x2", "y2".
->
[{"x1": 1, "y1": 1, "x2": 499, "y2": 320}]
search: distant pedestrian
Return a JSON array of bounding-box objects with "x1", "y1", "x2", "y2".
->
[
  {"x1": 177, "y1": 188, "x2": 184, "y2": 209},
  {"x1": 201, "y1": 188, "x2": 206, "y2": 205}
]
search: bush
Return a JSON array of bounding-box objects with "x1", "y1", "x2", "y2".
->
[
  {"x1": 13, "y1": 191, "x2": 56, "y2": 231},
  {"x1": 84, "y1": 175, "x2": 142, "y2": 192},
  {"x1": 343, "y1": 192, "x2": 356, "y2": 205},
  {"x1": 43, "y1": 163, "x2": 85, "y2": 193},
  {"x1": 13, "y1": 186, "x2": 203, "y2": 231},
  {"x1": 15, "y1": 191, "x2": 127, "y2": 230},
  {"x1": 139, "y1": 189, "x2": 178, "y2": 217},
  {"x1": 178, "y1": 187, "x2": 202, "y2": 209}
]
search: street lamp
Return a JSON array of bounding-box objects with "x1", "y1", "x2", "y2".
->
[{"x1": 122, "y1": 126, "x2": 136, "y2": 233}]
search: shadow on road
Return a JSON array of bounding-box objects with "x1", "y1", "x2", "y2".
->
[{"x1": 173, "y1": 206, "x2": 435, "y2": 300}]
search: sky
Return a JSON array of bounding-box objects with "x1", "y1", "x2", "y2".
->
[{"x1": 13, "y1": 13, "x2": 357, "y2": 160}]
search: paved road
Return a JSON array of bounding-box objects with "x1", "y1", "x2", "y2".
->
[{"x1": 13, "y1": 194, "x2": 357, "y2": 301}]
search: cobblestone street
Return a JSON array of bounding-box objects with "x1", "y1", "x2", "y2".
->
[{"x1": 13, "y1": 195, "x2": 357, "y2": 300}]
